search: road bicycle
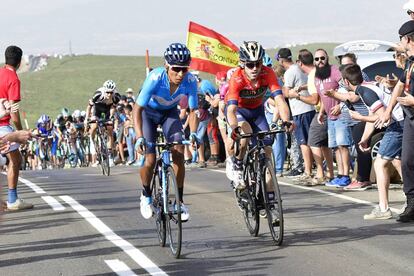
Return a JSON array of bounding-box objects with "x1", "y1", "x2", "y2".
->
[
  {"x1": 149, "y1": 140, "x2": 191, "y2": 258},
  {"x1": 233, "y1": 127, "x2": 286, "y2": 245},
  {"x1": 89, "y1": 118, "x2": 111, "y2": 176}
]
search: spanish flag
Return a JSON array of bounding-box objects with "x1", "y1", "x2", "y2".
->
[{"x1": 186, "y1": 21, "x2": 239, "y2": 75}]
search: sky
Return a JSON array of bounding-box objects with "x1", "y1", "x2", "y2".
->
[{"x1": 0, "y1": 0, "x2": 410, "y2": 61}]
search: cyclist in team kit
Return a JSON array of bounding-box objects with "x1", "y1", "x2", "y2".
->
[
  {"x1": 133, "y1": 43, "x2": 199, "y2": 221},
  {"x1": 85, "y1": 80, "x2": 121, "y2": 167},
  {"x1": 225, "y1": 41, "x2": 293, "y2": 190}
]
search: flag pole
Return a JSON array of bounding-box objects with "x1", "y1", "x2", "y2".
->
[
  {"x1": 145, "y1": 49, "x2": 150, "y2": 76},
  {"x1": 22, "y1": 111, "x2": 29, "y2": 130}
]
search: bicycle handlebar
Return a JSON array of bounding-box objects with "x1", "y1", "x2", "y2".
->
[{"x1": 234, "y1": 127, "x2": 287, "y2": 156}]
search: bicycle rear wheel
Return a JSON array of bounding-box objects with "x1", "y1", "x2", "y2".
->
[
  {"x1": 238, "y1": 164, "x2": 259, "y2": 236},
  {"x1": 152, "y1": 164, "x2": 166, "y2": 247},
  {"x1": 261, "y1": 160, "x2": 284, "y2": 245},
  {"x1": 165, "y1": 166, "x2": 182, "y2": 258}
]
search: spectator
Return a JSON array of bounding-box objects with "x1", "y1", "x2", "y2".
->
[
  {"x1": 314, "y1": 49, "x2": 352, "y2": 188},
  {"x1": 342, "y1": 64, "x2": 403, "y2": 219},
  {"x1": 377, "y1": 20, "x2": 414, "y2": 222},
  {"x1": 0, "y1": 45, "x2": 33, "y2": 210},
  {"x1": 123, "y1": 104, "x2": 136, "y2": 165},
  {"x1": 264, "y1": 61, "x2": 287, "y2": 177},
  {"x1": 324, "y1": 53, "x2": 373, "y2": 191},
  {"x1": 404, "y1": 0, "x2": 414, "y2": 20},
  {"x1": 289, "y1": 49, "x2": 334, "y2": 185},
  {"x1": 215, "y1": 71, "x2": 230, "y2": 159},
  {"x1": 126, "y1": 88, "x2": 135, "y2": 105},
  {"x1": 277, "y1": 48, "x2": 315, "y2": 181},
  {"x1": 202, "y1": 78, "x2": 222, "y2": 167}
]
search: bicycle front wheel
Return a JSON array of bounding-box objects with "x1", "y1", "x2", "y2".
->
[
  {"x1": 261, "y1": 160, "x2": 284, "y2": 245},
  {"x1": 239, "y1": 164, "x2": 259, "y2": 236},
  {"x1": 165, "y1": 166, "x2": 182, "y2": 258},
  {"x1": 152, "y1": 165, "x2": 166, "y2": 247},
  {"x1": 98, "y1": 133, "x2": 110, "y2": 176}
]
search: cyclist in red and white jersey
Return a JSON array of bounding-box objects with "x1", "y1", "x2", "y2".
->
[{"x1": 225, "y1": 41, "x2": 292, "y2": 189}]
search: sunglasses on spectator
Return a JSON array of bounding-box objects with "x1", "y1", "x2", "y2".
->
[
  {"x1": 170, "y1": 66, "x2": 189, "y2": 73},
  {"x1": 407, "y1": 10, "x2": 413, "y2": 15},
  {"x1": 314, "y1": 56, "x2": 326, "y2": 62},
  {"x1": 245, "y1": 61, "x2": 263, "y2": 69}
]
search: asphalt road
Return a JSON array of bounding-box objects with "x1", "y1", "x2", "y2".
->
[{"x1": 1, "y1": 166, "x2": 413, "y2": 276}]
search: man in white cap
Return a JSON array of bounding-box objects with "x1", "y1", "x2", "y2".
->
[
  {"x1": 403, "y1": 0, "x2": 414, "y2": 20},
  {"x1": 125, "y1": 88, "x2": 135, "y2": 104}
]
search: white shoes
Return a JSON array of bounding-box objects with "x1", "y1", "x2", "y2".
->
[
  {"x1": 180, "y1": 203, "x2": 190, "y2": 222},
  {"x1": 225, "y1": 157, "x2": 233, "y2": 180},
  {"x1": 140, "y1": 193, "x2": 153, "y2": 219},
  {"x1": 7, "y1": 198, "x2": 34, "y2": 211},
  {"x1": 232, "y1": 169, "x2": 246, "y2": 190}
]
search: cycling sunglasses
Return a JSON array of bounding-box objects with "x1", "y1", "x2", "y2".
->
[
  {"x1": 314, "y1": 56, "x2": 326, "y2": 62},
  {"x1": 170, "y1": 66, "x2": 189, "y2": 73},
  {"x1": 407, "y1": 10, "x2": 413, "y2": 15},
  {"x1": 245, "y1": 61, "x2": 263, "y2": 69}
]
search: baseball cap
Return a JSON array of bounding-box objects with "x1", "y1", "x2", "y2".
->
[
  {"x1": 399, "y1": 20, "x2": 414, "y2": 37},
  {"x1": 403, "y1": 0, "x2": 414, "y2": 11},
  {"x1": 276, "y1": 48, "x2": 292, "y2": 60},
  {"x1": 125, "y1": 88, "x2": 134, "y2": 93}
]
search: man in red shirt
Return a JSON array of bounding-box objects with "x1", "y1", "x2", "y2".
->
[
  {"x1": 225, "y1": 41, "x2": 292, "y2": 189},
  {"x1": 0, "y1": 45, "x2": 33, "y2": 210}
]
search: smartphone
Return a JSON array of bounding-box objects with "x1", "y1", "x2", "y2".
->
[{"x1": 344, "y1": 100, "x2": 355, "y2": 111}]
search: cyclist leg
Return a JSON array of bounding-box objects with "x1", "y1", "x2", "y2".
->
[
  {"x1": 251, "y1": 109, "x2": 277, "y2": 195},
  {"x1": 162, "y1": 107, "x2": 190, "y2": 220},
  {"x1": 227, "y1": 107, "x2": 254, "y2": 189},
  {"x1": 139, "y1": 107, "x2": 160, "y2": 219}
]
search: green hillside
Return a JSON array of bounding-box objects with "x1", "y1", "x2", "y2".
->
[{"x1": 18, "y1": 43, "x2": 339, "y2": 127}]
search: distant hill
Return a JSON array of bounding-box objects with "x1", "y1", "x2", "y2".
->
[{"x1": 19, "y1": 43, "x2": 339, "y2": 127}]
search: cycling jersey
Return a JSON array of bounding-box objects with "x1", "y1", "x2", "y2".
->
[
  {"x1": 36, "y1": 122, "x2": 53, "y2": 136},
  {"x1": 137, "y1": 67, "x2": 198, "y2": 110},
  {"x1": 89, "y1": 87, "x2": 121, "y2": 119},
  {"x1": 225, "y1": 66, "x2": 282, "y2": 109}
]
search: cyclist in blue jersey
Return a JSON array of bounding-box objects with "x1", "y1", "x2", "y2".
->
[{"x1": 133, "y1": 43, "x2": 199, "y2": 221}]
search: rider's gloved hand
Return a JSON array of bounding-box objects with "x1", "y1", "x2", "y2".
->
[
  {"x1": 135, "y1": 137, "x2": 146, "y2": 154},
  {"x1": 270, "y1": 122, "x2": 278, "y2": 130},
  {"x1": 230, "y1": 126, "x2": 242, "y2": 141}
]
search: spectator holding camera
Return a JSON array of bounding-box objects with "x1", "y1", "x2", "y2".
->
[{"x1": 342, "y1": 64, "x2": 403, "y2": 219}]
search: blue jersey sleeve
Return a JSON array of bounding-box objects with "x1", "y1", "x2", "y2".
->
[
  {"x1": 187, "y1": 75, "x2": 198, "y2": 110},
  {"x1": 136, "y1": 69, "x2": 162, "y2": 107}
]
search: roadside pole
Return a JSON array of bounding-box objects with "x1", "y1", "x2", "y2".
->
[
  {"x1": 145, "y1": 49, "x2": 150, "y2": 77},
  {"x1": 22, "y1": 111, "x2": 29, "y2": 129}
]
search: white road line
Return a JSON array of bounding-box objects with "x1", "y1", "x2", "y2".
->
[
  {"x1": 41, "y1": 196, "x2": 65, "y2": 211},
  {"x1": 60, "y1": 195, "x2": 167, "y2": 276},
  {"x1": 18, "y1": 177, "x2": 47, "y2": 194},
  {"x1": 105, "y1": 259, "x2": 137, "y2": 276},
  {"x1": 209, "y1": 169, "x2": 400, "y2": 213}
]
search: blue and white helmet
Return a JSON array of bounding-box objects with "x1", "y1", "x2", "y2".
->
[
  {"x1": 164, "y1": 43, "x2": 191, "y2": 66},
  {"x1": 38, "y1": 114, "x2": 50, "y2": 124},
  {"x1": 263, "y1": 53, "x2": 273, "y2": 67}
]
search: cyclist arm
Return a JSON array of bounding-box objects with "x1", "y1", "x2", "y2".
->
[
  {"x1": 85, "y1": 100, "x2": 93, "y2": 121},
  {"x1": 133, "y1": 104, "x2": 144, "y2": 139},
  {"x1": 187, "y1": 76, "x2": 200, "y2": 133}
]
